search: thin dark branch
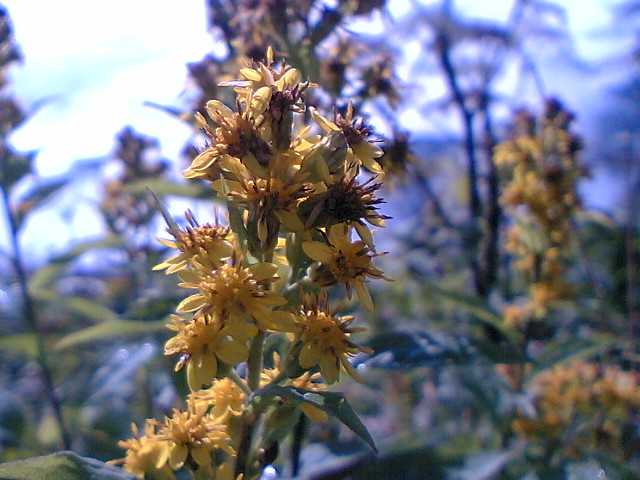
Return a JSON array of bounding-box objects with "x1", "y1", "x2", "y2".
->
[
  {"x1": 479, "y1": 93, "x2": 501, "y2": 295},
  {"x1": 0, "y1": 184, "x2": 70, "y2": 449},
  {"x1": 435, "y1": 24, "x2": 484, "y2": 295}
]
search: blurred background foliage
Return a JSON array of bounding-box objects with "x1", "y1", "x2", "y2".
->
[{"x1": 0, "y1": 0, "x2": 639, "y2": 479}]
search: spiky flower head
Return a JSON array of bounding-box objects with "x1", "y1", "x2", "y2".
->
[
  {"x1": 164, "y1": 313, "x2": 248, "y2": 391},
  {"x1": 212, "y1": 156, "x2": 312, "y2": 254},
  {"x1": 303, "y1": 224, "x2": 387, "y2": 310},
  {"x1": 184, "y1": 99, "x2": 271, "y2": 181},
  {"x1": 154, "y1": 210, "x2": 233, "y2": 274},
  {"x1": 113, "y1": 420, "x2": 174, "y2": 480},
  {"x1": 159, "y1": 397, "x2": 235, "y2": 473},
  {"x1": 190, "y1": 377, "x2": 246, "y2": 419},
  {"x1": 310, "y1": 102, "x2": 383, "y2": 175},
  {"x1": 294, "y1": 292, "x2": 369, "y2": 384},
  {"x1": 299, "y1": 169, "x2": 388, "y2": 248},
  {"x1": 176, "y1": 260, "x2": 296, "y2": 336}
]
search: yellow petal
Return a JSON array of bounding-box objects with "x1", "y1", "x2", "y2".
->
[
  {"x1": 302, "y1": 241, "x2": 334, "y2": 263},
  {"x1": 341, "y1": 356, "x2": 364, "y2": 383},
  {"x1": 310, "y1": 108, "x2": 340, "y2": 133},
  {"x1": 206, "y1": 100, "x2": 233, "y2": 121},
  {"x1": 178, "y1": 269, "x2": 200, "y2": 285},
  {"x1": 299, "y1": 342, "x2": 319, "y2": 369},
  {"x1": 248, "y1": 262, "x2": 279, "y2": 281},
  {"x1": 169, "y1": 443, "x2": 188, "y2": 470},
  {"x1": 176, "y1": 294, "x2": 207, "y2": 313},
  {"x1": 275, "y1": 210, "x2": 305, "y2": 232},
  {"x1": 154, "y1": 441, "x2": 170, "y2": 469},
  {"x1": 354, "y1": 222, "x2": 374, "y2": 249},
  {"x1": 211, "y1": 178, "x2": 242, "y2": 195},
  {"x1": 258, "y1": 293, "x2": 288, "y2": 307},
  {"x1": 319, "y1": 354, "x2": 340, "y2": 384},
  {"x1": 300, "y1": 403, "x2": 329, "y2": 422},
  {"x1": 158, "y1": 238, "x2": 177, "y2": 248},
  {"x1": 250, "y1": 86, "x2": 272, "y2": 115},
  {"x1": 327, "y1": 224, "x2": 348, "y2": 247},
  {"x1": 240, "y1": 68, "x2": 262, "y2": 82},
  {"x1": 242, "y1": 153, "x2": 268, "y2": 178},
  {"x1": 258, "y1": 310, "x2": 297, "y2": 332},
  {"x1": 225, "y1": 319, "x2": 258, "y2": 341},
  {"x1": 275, "y1": 68, "x2": 300, "y2": 91},
  {"x1": 186, "y1": 355, "x2": 217, "y2": 391},
  {"x1": 190, "y1": 149, "x2": 218, "y2": 170},
  {"x1": 216, "y1": 337, "x2": 249, "y2": 365},
  {"x1": 354, "y1": 279, "x2": 374, "y2": 311},
  {"x1": 191, "y1": 446, "x2": 212, "y2": 468}
]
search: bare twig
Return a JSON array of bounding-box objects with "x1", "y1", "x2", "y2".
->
[{"x1": 0, "y1": 184, "x2": 71, "y2": 449}]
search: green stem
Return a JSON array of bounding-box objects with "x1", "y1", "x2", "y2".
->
[
  {"x1": 247, "y1": 331, "x2": 266, "y2": 391},
  {"x1": 0, "y1": 185, "x2": 70, "y2": 449},
  {"x1": 228, "y1": 368, "x2": 251, "y2": 396}
]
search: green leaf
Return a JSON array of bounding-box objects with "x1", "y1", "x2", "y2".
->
[
  {"x1": 49, "y1": 236, "x2": 123, "y2": 264},
  {"x1": 0, "y1": 451, "x2": 133, "y2": 479},
  {"x1": 356, "y1": 330, "x2": 472, "y2": 370},
  {"x1": 56, "y1": 319, "x2": 167, "y2": 350},
  {"x1": 124, "y1": 178, "x2": 210, "y2": 198},
  {"x1": 422, "y1": 282, "x2": 502, "y2": 326},
  {"x1": 307, "y1": 445, "x2": 448, "y2": 479},
  {"x1": 0, "y1": 333, "x2": 38, "y2": 358},
  {"x1": 526, "y1": 334, "x2": 617, "y2": 384},
  {"x1": 29, "y1": 236, "x2": 122, "y2": 293},
  {"x1": 14, "y1": 176, "x2": 69, "y2": 228},
  {"x1": 449, "y1": 445, "x2": 525, "y2": 480},
  {"x1": 227, "y1": 201, "x2": 248, "y2": 252},
  {"x1": 34, "y1": 290, "x2": 120, "y2": 323},
  {"x1": 472, "y1": 336, "x2": 527, "y2": 364},
  {"x1": 421, "y1": 282, "x2": 526, "y2": 364},
  {"x1": 257, "y1": 385, "x2": 377, "y2": 452}
]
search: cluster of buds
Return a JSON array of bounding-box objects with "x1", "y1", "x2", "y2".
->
[
  {"x1": 494, "y1": 99, "x2": 586, "y2": 329},
  {"x1": 101, "y1": 127, "x2": 169, "y2": 236},
  {"x1": 513, "y1": 361, "x2": 640, "y2": 461},
  {"x1": 177, "y1": 1, "x2": 410, "y2": 182},
  {"x1": 114, "y1": 48, "x2": 388, "y2": 479}
]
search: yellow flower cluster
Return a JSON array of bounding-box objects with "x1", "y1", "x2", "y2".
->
[
  {"x1": 495, "y1": 99, "x2": 586, "y2": 327},
  {"x1": 513, "y1": 361, "x2": 640, "y2": 460},
  {"x1": 115, "y1": 47, "x2": 388, "y2": 479}
]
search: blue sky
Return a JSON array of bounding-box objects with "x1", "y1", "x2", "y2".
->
[{"x1": 0, "y1": 0, "x2": 627, "y2": 258}]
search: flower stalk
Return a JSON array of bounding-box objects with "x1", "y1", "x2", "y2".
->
[{"x1": 114, "y1": 47, "x2": 388, "y2": 480}]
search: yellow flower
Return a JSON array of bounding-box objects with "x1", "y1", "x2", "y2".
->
[
  {"x1": 190, "y1": 377, "x2": 246, "y2": 419},
  {"x1": 112, "y1": 420, "x2": 174, "y2": 480},
  {"x1": 310, "y1": 102, "x2": 383, "y2": 175},
  {"x1": 183, "y1": 100, "x2": 270, "y2": 181},
  {"x1": 159, "y1": 397, "x2": 234, "y2": 473},
  {"x1": 303, "y1": 224, "x2": 387, "y2": 310},
  {"x1": 502, "y1": 304, "x2": 532, "y2": 330},
  {"x1": 212, "y1": 155, "x2": 312, "y2": 252},
  {"x1": 513, "y1": 361, "x2": 640, "y2": 460},
  {"x1": 176, "y1": 261, "x2": 297, "y2": 336},
  {"x1": 154, "y1": 211, "x2": 232, "y2": 274},
  {"x1": 298, "y1": 169, "x2": 388, "y2": 248},
  {"x1": 294, "y1": 293, "x2": 369, "y2": 384},
  {"x1": 164, "y1": 314, "x2": 249, "y2": 391}
]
